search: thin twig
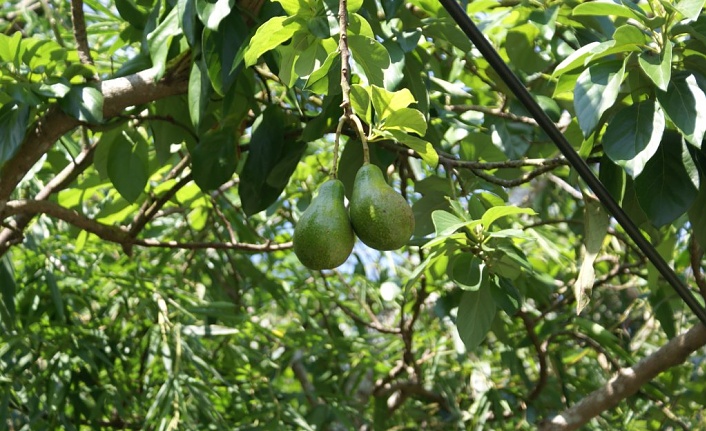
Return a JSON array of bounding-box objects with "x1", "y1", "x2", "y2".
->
[
  {"x1": 70, "y1": 0, "x2": 95, "y2": 71},
  {"x1": 690, "y1": 235, "x2": 706, "y2": 300}
]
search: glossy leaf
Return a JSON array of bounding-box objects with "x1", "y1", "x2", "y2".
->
[
  {"x1": 657, "y1": 74, "x2": 706, "y2": 148},
  {"x1": 146, "y1": 7, "x2": 181, "y2": 80},
  {"x1": 572, "y1": 0, "x2": 646, "y2": 21},
  {"x1": 244, "y1": 17, "x2": 304, "y2": 67},
  {"x1": 450, "y1": 254, "x2": 486, "y2": 291},
  {"x1": 59, "y1": 85, "x2": 104, "y2": 124},
  {"x1": 574, "y1": 60, "x2": 626, "y2": 137},
  {"x1": 380, "y1": 107, "x2": 427, "y2": 136},
  {"x1": 370, "y1": 85, "x2": 415, "y2": 121},
  {"x1": 384, "y1": 129, "x2": 438, "y2": 167},
  {"x1": 603, "y1": 100, "x2": 665, "y2": 177},
  {"x1": 348, "y1": 35, "x2": 391, "y2": 87},
  {"x1": 635, "y1": 132, "x2": 699, "y2": 227},
  {"x1": 480, "y1": 206, "x2": 536, "y2": 230},
  {"x1": 456, "y1": 287, "x2": 496, "y2": 351},
  {"x1": 202, "y1": 11, "x2": 247, "y2": 95},
  {"x1": 638, "y1": 40, "x2": 672, "y2": 92},
  {"x1": 195, "y1": 0, "x2": 234, "y2": 30}
]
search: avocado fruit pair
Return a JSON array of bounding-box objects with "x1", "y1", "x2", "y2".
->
[{"x1": 293, "y1": 164, "x2": 415, "y2": 270}]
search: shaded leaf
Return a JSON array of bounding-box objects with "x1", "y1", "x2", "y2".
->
[
  {"x1": 0, "y1": 102, "x2": 30, "y2": 167},
  {"x1": 107, "y1": 130, "x2": 149, "y2": 203},
  {"x1": 456, "y1": 287, "x2": 496, "y2": 351},
  {"x1": 635, "y1": 131, "x2": 698, "y2": 227},
  {"x1": 657, "y1": 74, "x2": 706, "y2": 148},
  {"x1": 450, "y1": 254, "x2": 486, "y2": 291},
  {"x1": 191, "y1": 127, "x2": 238, "y2": 191},
  {"x1": 239, "y1": 107, "x2": 306, "y2": 215}
]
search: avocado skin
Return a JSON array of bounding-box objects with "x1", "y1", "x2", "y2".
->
[
  {"x1": 293, "y1": 179, "x2": 355, "y2": 270},
  {"x1": 349, "y1": 164, "x2": 415, "y2": 251}
]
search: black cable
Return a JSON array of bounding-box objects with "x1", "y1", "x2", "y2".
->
[{"x1": 438, "y1": 0, "x2": 706, "y2": 326}]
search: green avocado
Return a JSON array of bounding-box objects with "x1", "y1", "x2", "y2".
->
[
  {"x1": 293, "y1": 179, "x2": 355, "y2": 270},
  {"x1": 349, "y1": 164, "x2": 415, "y2": 251}
]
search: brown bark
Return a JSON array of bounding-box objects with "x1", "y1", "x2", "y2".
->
[{"x1": 539, "y1": 324, "x2": 706, "y2": 431}]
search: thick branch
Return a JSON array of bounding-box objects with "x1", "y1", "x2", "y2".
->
[
  {"x1": 0, "y1": 66, "x2": 189, "y2": 201},
  {"x1": 539, "y1": 323, "x2": 706, "y2": 431}
]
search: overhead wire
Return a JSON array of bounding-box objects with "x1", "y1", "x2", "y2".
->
[{"x1": 437, "y1": 0, "x2": 706, "y2": 326}]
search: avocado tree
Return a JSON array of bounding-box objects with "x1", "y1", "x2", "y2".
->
[{"x1": 1, "y1": 0, "x2": 706, "y2": 429}]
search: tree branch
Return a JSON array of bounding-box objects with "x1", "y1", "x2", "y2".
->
[
  {"x1": 1, "y1": 199, "x2": 291, "y2": 253},
  {"x1": 0, "y1": 66, "x2": 189, "y2": 202},
  {"x1": 70, "y1": 0, "x2": 95, "y2": 69},
  {"x1": 539, "y1": 323, "x2": 706, "y2": 431}
]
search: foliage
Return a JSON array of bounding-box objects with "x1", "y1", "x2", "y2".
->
[{"x1": 1, "y1": 0, "x2": 706, "y2": 430}]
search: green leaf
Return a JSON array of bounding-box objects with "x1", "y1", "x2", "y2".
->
[
  {"x1": 380, "y1": 108, "x2": 427, "y2": 136},
  {"x1": 674, "y1": 0, "x2": 706, "y2": 20},
  {"x1": 0, "y1": 255, "x2": 16, "y2": 326},
  {"x1": 574, "y1": 60, "x2": 626, "y2": 137},
  {"x1": 370, "y1": 85, "x2": 415, "y2": 121},
  {"x1": 190, "y1": 127, "x2": 238, "y2": 191},
  {"x1": 244, "y1": 16, "x2": 304, "y2": 67},
  {"x1": 431, "y1": 210, "x2": 465, "y2": 237},
  {"x1": 603, "y1": 100, "x2": 665, "y2": 177},
  {"x1": 0, "y1": 102, "x2": 30, "y2": 168},
  {"x1": 657, "y1": 74, "x2": 706, "y2": 148},
  {"x1": 450, "y1": 254, "x2": 486, "y2": 291},
  {"x1": 552, "y1": 42, "x2": 601, "y2": 78},
  {"x1": 196, "y1": 0, "x2": 234, "y2": 30},
  {"x1": 146, "y1": 7, "x2": 181, "y2": 80},
  {"x1": 59, "y1": 85, "x2": 104, "y2": 123},
  {"x1": 151, "y1": 96, "x2": 197, "y2": 164},
  {"x1": 188, "y1": 60, "x2": 210, "y2": 131},
  {"x1": 456, "y1": 287, "x2": 496, "y2": 351},
  {"x1": 273, "y1": 0, "x2": 307, "y2": 16},
  {"x1": 480, "y1": 206, "x2": 536, "y2": 230},
  {"x1": 613, "y1": 24, "x2": 648, "y2": 46},
  {"x1": 489, "y1": 276, "x2": 521, "y2": 315},
  {"x1": 350, "y1": 84, "x2": 371, "y2": 124},
  {"x1": 348, "y1": 35, "x2": 391, "y2": 87},
  {"x1": 305, "y1": 50, "x2": 340, "y2": 95},
  {"x1": 572, "y1": 0, "x2": 646, "y2": 21},
  {"x1": 107, "y1": 130, "x2": 149, "y2": 203},
  {"x1": 383, "y1": 129, "x2": 438, "y2": 167},
  {"x1": 239, "y1": 107, "x2": 306, "y2": 215},
  {"x1": 635, "y1": 131, "x2": 698, "y2": 227},
  {"x1": 599, "y1": 155, "x2": 626, "y2": 204},
  {"x1": 116, "y1": 0, "x2": 150, "y2": 30},
  {"x1": 574, "y1": 197, "x2": 610, "y2": 314},
  {"x1": 688, "y1": 185, "x2": 706, "y2": 249},
  {"x1": 505, "y1": 23, "x2": 551, "y2": 74},
  {"x1": 638, "y1": 41, "x2": 672, "y2": 92},
  {"x1": 202, "y1": 11, "x2": 247, "y2": 96}
]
